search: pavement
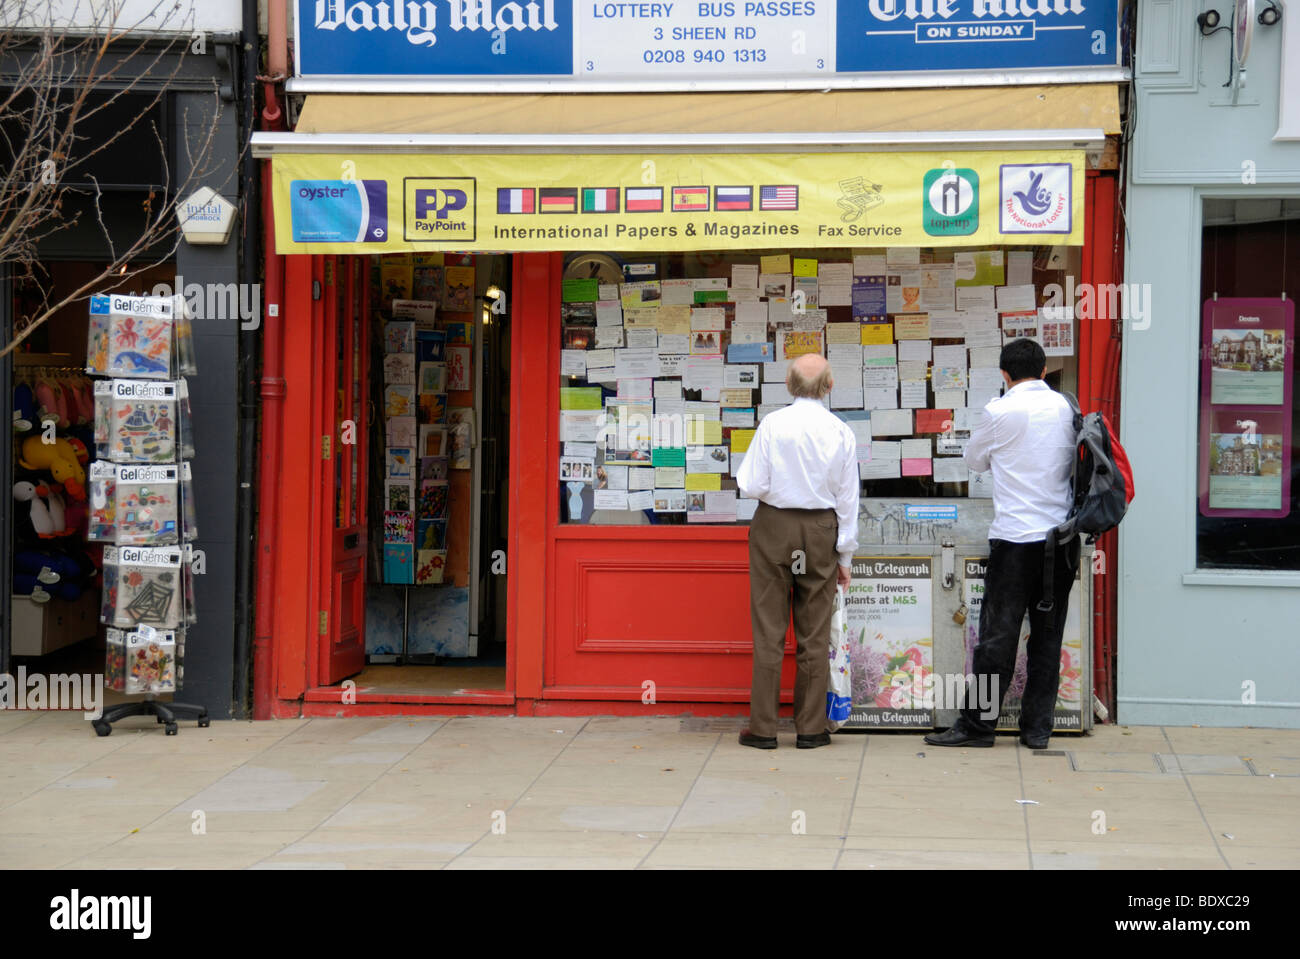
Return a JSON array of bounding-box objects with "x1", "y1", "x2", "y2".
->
[{"x1": 1, "y1": 710, "x2": 1297, "y2": 869}]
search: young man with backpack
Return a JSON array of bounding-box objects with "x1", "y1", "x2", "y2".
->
[{"x1": 925, "y1": 338, "x2": 1080, "y2": 750}]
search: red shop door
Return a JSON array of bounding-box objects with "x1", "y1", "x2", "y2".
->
[{"x1": 315, "y1": 255, "x2": 369, "y2": 684}]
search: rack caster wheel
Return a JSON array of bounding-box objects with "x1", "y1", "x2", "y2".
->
[
  {"x1": 93, "y1": 721, "x2": 112, "y2": 737},
  {"x1": 157, "y1": 716, "x2": 165, "y2": 724},
  {"x1": 165, "y1": 723, "x2": 178, "y2": 735},
  {"x1": 198, "y1": 717, "x2": 210, "y2": 728}
]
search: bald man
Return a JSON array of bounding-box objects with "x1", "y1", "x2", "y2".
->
[{"x1": 736, "y1": 354, "x2": 860, "y2": 749}]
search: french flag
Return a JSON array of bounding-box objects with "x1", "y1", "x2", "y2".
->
[{"x1": 497, "y1": 188, "x2": 535, "y2": 214}]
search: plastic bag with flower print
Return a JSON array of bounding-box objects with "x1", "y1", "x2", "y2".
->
[{"x1": 827, "y1": 586, "x2": 853, "y2": 731}]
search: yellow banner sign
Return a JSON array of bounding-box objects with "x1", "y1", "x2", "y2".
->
[{"x1": 272, "y1": 151, "x2": 1086, "y2": 254}]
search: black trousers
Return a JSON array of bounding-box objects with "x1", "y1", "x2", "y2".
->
[{"x1": 959, "y1": 536, "x2": 1079, "y2": 740}]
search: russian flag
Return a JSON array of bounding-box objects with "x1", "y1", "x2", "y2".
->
[
  {"x1": 582, "y1": 187, "x2": 620, "y2": 213},
  {"x1": 715, "y1": 186, "x2": 753, "y2": 211},
  {"x1": 625, "y1": 187, "x2": 664, "y2": 213},
  {"x1": 497, "y1": 188, "x2": 535, "y2": 214}
]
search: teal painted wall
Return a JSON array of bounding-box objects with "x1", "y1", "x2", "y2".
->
[{"x1": 1121, "y1": 0, "x2": 1300, "y2": 726}]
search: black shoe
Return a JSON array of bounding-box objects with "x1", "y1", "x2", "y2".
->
[
  {"x1": 796, "y1": 732, "x2": 831, "y2": 749},
  {"x1": 923, "y1": 727, "x2": 994, "y2": 748},
  {"x1": 739, "y1": 728, "x2": 777, "y2": 750},
  {"x1": 1020, "y1": 734, "x2": 1050, "y2": 749}
]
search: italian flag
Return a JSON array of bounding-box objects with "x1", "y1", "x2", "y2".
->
[{"x1": 582, "y1": 187, "x2": 619, "y2": 213}]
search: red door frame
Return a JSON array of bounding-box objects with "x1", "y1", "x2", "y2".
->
[{"x1": 267, "y1": 174, "x2": 1122, "y2": 718}]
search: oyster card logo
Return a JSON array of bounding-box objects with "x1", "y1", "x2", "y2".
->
[
  {"x1": 999, "y1": 163, "x2": 1071, "y2": 234},
  {"x1": 404, "y1": 177, "x2": 477, "y2": 242},
  {"x1": 290, "y1": 179, "x2": 389, "y2": 242}
]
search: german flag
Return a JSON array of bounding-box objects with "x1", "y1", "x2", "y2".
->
[
  {"x1": 539, "y1": 188, "x2": 578, "y2": 214},
  {"x1": 671, "y1": 186, "x2": 710, "y2": 212}
]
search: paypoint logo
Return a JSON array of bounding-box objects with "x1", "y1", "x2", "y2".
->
[{"x1": 404, "y1": 177, "x2": 477, "y2": 243}]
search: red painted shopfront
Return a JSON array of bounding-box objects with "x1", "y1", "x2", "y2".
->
[{"x1": 253, "y1": 103, "x2": 1123, "y2": 720}]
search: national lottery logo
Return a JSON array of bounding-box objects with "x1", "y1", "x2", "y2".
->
[
  {"x1": 999, "y1": 163, "x2": 1072, "y2": 235},
  {"x1": 290, "y1": 179, "x2": 389, "y2": 243},
  {"x1": 404, "y1": 177, "x2": 477, "y2": 243}
]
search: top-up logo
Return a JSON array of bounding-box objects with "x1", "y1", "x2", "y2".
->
[
  {"x1": 290, "y1": 179, "x2": 390, "y2": 243},
  {"x1": 922, "y1": 166, "x2": 978, "y2": 236},
  {"x1": 999, "y1": 163, "x2": 1071, "y2": 234}
]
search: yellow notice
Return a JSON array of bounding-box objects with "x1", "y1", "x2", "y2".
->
[
  {"x1": 685, "y1": 473, "x2": 722, "y2": 491},
  {"x1": 861, "y1": 323, "x2": 894, "y2": 345},
  {"x1": 760, "y1": 254, "x2": 792, "y2": 274},
  {"x1": 686, "y1": 418, "x2": 723, "y2": 445},
  {"x1": 730, "y1": 428, "x2": 757, "y2": 454},
  {"x1": 792, "y1": 258, "x2": 818, "y2": 277},
  {"x1": 656, "y1": 305, "x2": 691, "y2": 335}
]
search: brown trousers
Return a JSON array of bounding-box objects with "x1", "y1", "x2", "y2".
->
[{"x1": 747, "y1": 501, "x2": 839, "y2": 737}]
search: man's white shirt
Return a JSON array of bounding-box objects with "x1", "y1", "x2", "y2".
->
[
  {"x1": 736, "y1": 397, "x2": 860, "y2": 566},
  {"x1": 964, "y1": 379, "x2": 1075, "y2": 543}
]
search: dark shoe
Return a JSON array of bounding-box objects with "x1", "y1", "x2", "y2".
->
[
  {"x1": 738, "y1": 728, "x2": 777, "y2": 750},
  {"x1": 1020, "y1": 734, "x2": 1050, "y2": 749},
  {"x1": 796, "y1": 732, "x2": 831, "y2": 749},
  {"x1": 923, "y1": 727, "x2": 994, "y2": 748}
]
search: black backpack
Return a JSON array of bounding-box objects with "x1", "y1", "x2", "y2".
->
[{"x1": 1038, "y1": 391, "x2": 1135, "y2": 612}]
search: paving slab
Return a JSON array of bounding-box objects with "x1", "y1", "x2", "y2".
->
[{"x1": 2, "y1": 717, "x2": 1297, "y2": 869}]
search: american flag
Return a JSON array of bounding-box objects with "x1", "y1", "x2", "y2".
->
[{"x1": 759, "y1": 185, "x2": 799, "y2": 211}]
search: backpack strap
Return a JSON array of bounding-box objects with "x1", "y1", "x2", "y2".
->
[{"x1": 1039, "y1": 392, "x2": 1082, "y2": 613}]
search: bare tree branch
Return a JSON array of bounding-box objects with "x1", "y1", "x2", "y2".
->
[{"x1": 0, "y1": 0, "x2": 245, "y2": 358}]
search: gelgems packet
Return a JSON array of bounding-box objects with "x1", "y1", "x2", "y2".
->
[
  {"x1": 126, "y1": 625, "x2": 177, "y2": 694},
  {"x1": 87, "y1": 462, "x2": 118, "y2": 542},
  {"x1": 110, "y1": 379, "x2": 178, "y2": 463},
  {"x1": 86, "y1": 302, "x2": 112, "y2": 375},
  {"x1": 93, "y1": 380, "x2": 113, "y2": 458},
  {"x1": 114, "y1": 464, "x2": 180, "y2": 546},
  {"x1": 101, "y1": 545, "x2": 184, "y2": 630},
  {"x1": 93, "y1": 293, "x2": 175, "y2": 379},
  {"x1": 105, "y1": 627, "x2": 127, "y2": 692}
]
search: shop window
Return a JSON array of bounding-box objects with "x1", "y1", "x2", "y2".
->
[
  {"x1": 1196, "y1": 199, "x2": 1300, "y2": 570},
  {"x1": 557, "y1": 246, "x2": 1081, "y2": 525}
]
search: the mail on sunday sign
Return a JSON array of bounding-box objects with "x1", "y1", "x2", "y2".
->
[{"x1": 293, "y1": 0, "x2": 1122, "y2": 87}]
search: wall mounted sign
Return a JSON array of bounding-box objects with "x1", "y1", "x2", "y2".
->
[
  {"x1": 293, "y1": 0, "x2": 1122, "y2": 88},
  {"x1": 1198, "y1": 297, "x2": 1294, "y2": 519},
  {"x1": 272, "y1": 149, "x2": 1086, "y2": 253}
]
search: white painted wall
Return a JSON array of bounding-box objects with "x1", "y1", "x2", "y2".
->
[{"x1": 1, "y1": 1, "x2": 242, "y2": 35}]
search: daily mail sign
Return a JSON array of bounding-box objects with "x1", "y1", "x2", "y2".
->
[{"x1": 294, "y1": 0, "x2": 1120, "y2": 86}]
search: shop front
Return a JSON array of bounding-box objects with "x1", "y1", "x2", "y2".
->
[
  {"x1": 1121, "y1": 1, "x2": 1300, "y2": 728},
  {"x1": 250, "y1": 1, "x2": 1127, "y2": 720}
]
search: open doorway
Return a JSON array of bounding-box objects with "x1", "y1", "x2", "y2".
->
[{"x1": 312, "y1": 252, "x2": 511, "y2": 699}]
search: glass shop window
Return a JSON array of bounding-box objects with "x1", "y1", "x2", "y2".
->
[
  {"x1": 1196, "y1": 198, "x2": 1300, "y2": 570},
  {"x1": 557, "y1": 246, "x2": 1082, "y2": 525}
]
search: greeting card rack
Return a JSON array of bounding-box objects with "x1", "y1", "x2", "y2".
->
[{"x1": 83, "y1": 292, "x2": 207, "y2": 736}]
